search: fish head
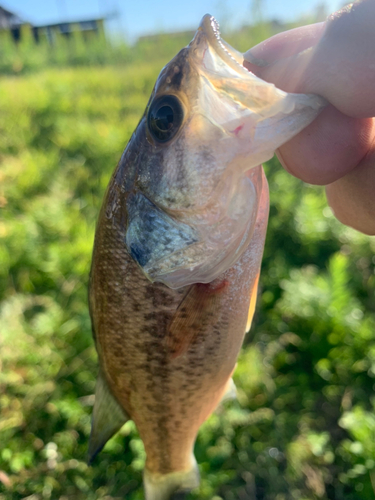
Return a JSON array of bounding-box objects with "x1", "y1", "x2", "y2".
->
[{"x1": 110, "y1": 15, "x2": 326, "y2": 289}]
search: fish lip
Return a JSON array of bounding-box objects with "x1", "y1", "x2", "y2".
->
[{"x1": 190, "y1": 14, "x2": 250, "y2": 76}]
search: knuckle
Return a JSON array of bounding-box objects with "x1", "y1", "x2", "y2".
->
[{"x1": 324, "y1": 0, "x2": 373, "y2": 39}]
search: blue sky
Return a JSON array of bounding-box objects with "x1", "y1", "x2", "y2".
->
[{"x1": 4, "y1": 0, "x2": 343, "y2": 42}]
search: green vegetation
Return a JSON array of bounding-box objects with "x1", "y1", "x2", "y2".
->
[
  {"x1": 1, "y1": 22, "x2": 375, "y2": 500},
  {"x1": 0, "y1": 16, "x2": 303, "y2": 76}
]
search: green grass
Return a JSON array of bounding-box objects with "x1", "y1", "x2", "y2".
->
[
  {"x1": 0, "y1": 17, "x2": 302, "y2": 75},
  {"x1": 1, "y1": 25, "x2": 375, "y2": 500}
]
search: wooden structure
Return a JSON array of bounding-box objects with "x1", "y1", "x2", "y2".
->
[
  {"x1": 0, "y1": 5, "x2": 24, "y2": 42},
  {"x1": 0, "y1": 4, "x2": 105, "y2": 43},
  {"x1": 32, "y1": 19, "x2": 105, "y2": 44}
]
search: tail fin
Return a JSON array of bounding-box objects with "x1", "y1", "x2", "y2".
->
[{"x1": 144, "y1": 459, "x2": 200, "y2": 500}]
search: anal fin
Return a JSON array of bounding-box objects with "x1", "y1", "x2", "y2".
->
[
  {"x1": 88, "y1": 371, "x2": 128, "y2": 464},
  {"x1": 214, "y1": 376, "x2": 238, "y2": 415},
  {"x1": 220, "y1": 377, "x2": 237, "y2": 404}
]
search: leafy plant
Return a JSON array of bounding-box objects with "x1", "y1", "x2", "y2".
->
[{"x1": 1, "y1": 22, "x2": 375, "y2": 500}]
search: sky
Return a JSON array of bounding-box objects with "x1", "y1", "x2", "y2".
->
[{"x1": 4, "y1": 0, "x2": 344, "y2": 42}]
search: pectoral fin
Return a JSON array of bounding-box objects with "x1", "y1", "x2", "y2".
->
[
  {"x1": 88, "y1": 372, "x2": 128, "y2": 464},
  {"x1": 167, "y1": 280, "x2": 228, "y2": 359}
]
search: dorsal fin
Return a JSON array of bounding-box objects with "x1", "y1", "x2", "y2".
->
[
  {"x1": 88, "y1": 371, "x2": 128, "y2": 464},
  {"x1": 246, "y1": 272, "x2": 260, "y2": 332},
  {"x1": 167, "y1": 280, "x2": 229, "y2": 359}
]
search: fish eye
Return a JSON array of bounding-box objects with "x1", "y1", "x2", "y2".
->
[{"x1": 147, "y1": 95, "x2": 183, "y2": 143}]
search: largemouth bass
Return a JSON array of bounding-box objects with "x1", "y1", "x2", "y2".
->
[{"x1": 88, "y1": 14, "x2": 325, "y2": 500}]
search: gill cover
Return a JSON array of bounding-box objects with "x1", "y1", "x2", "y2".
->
[{"x1": 126, "y1": 193, "x2": 197, "y2": 269}]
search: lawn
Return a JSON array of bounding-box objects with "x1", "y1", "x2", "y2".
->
[{"x1": 1, "y1": 26, "x2": 375, "y2": 500}]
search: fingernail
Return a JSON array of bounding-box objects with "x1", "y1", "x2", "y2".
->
[{"x1": 243, "y1": 50, "x2": 270, "y2": 67}]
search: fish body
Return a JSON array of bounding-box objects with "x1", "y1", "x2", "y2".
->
[
  {"x1": 90, "y1": 168, "x2": 268, "y2": 500},
  {"x1": 89, "y1": 15, "x2": 325, "y2": 500}
]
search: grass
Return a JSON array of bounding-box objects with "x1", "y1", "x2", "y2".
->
[{"x1": 1, "y1": 19, "x2": 375, "y2": 500}]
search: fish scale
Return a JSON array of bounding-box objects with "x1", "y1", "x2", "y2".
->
[{"x1": 89, "y1": 168, "x2": 269, "y2": 493}]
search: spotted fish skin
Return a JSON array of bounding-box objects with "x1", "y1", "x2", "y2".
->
[{"x1": 89, "y1": 13, "x2": 325, "y2": 500}]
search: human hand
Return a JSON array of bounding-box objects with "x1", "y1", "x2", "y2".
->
[{"x1": 244, "y1": 0, "x2": 375, "y2": 235}]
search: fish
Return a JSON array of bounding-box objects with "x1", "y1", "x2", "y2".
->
[{"x1": 88, "y1": 14, "x2": 325, "y2": 500}]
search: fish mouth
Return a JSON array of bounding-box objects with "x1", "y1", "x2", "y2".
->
[{"x1": 190, "y1": 14, "x2": 249, "y2": 76}]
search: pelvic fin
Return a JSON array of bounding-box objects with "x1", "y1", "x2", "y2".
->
[{"x1": 88, "y1": 372, "x2": 128, "y2": 463}]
